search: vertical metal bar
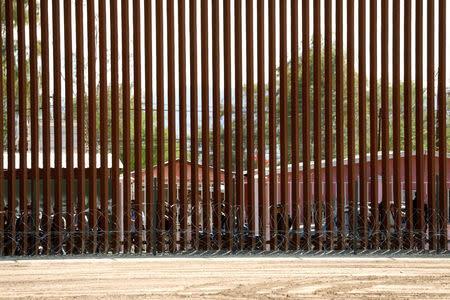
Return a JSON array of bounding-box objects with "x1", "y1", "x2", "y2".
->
[
  {"x1": 200, "y1": 0, "x2": 211, "y2": 250},
  {"x1": 189, "y1": 0, "x2": 199, "y2": 250},
  {"x1": 347, "y1": 0, "x2": 355, "y2": 250},
  {"x1": 232, "y1": 177, "x2": 236, "y2": 248},
  {"x1": 152, "y1": 177, "x2": 158, "y2": 254},
  {"x1": 369, "y1": 0, "x2": 379, "y2": 250},
  {"x1": 426, "y1": 0, "x2": 436, "y2": 250},
  {"x1": 178, "y1": 0, "x2": 188, "y2": 252},
  {"x1": 29, "y1": 0, "x2": 39, "y2": 256},
  {"x1": 381, "y1": 0, "x2": 390, "y2": 250},
  {"x1": 87, "y1": 0, "x2": 97, "y2": 253},
  {"x1": 0, "y1": 0, "x2": 4, "y2": 256},
  {"x1": 302, "y1": 0, "x2": 311, "y2": 250},
  {"x1": 75, "y1": 0, "x2": 86, "y2": 254},
  {"x1": 416, "y1": 0, "x2": 425, "y2": 250},
  {"x1": 18, "y1": 0, "x2": 28, "y2": 256},
  {"x1": 156, "y1": 0, "x2": 165, "y2": 253},
  {"x1": 224, "y1": 0, "x2": 233, "y2": 250},
  {"x1": 167, "y1": 0, "x2": 176, "y2": 253},
  {"x1": 324, "y1": 0, "x2": 333, "y2": 250},
  {"x1": 133, "y1": 0, "x2": 143, "y2": 253},
  {"x1": 280, "y1": 0, "x2": 288, "y2": 251},
  {"x1": 212, "y1": 0, "x2": 221, "y2": 249},
  {"x1": 358, "y1": 0, "x2": 368, "y2": 250},
  {"x1": 336, "y1": 0, "x2": 345, "y2": 250},
  {"x1": 40, "y1": 0, "x2": 50, "y2": 255},
  {"x1": 291, "y1": 0, "x2": 300, "y2": 251},
  {"x1": 111, "y1": 0, "x2": 120, "y2": 254},
  {"x1": 144, "y1": 0, "x2": 153, "y2": 254},
  {"x1": 144, "y1": 1, "x2": 156, "y2": 253},
  {"x1": 437, "y1": 0, "x2": 447, "y2": 251},
  {"x1": 99, "y1": 0, "x2": 108, "y2": 253},
  {"x1": 313, "y1": 0, "x2": 322, "y2": 251},
  {"x1": 235, "y1": 0, "x2": 244, "y2": 251},
  {"x1": 52, "y1": 0, "x2": 63, "y2": 254},
  {"x1": 64, "y1": 0, "x2": 74, "y2": 254},
  {"x1": 268, "y1": 0, "x2": 277, "y2": 250},
  {"x1": 257, "y1": 0, "x2": 266, "y2": 250},
  {"x1": 122, "y1": 0, "x2": 131, "y2": 253},
  {"x1": 5, "y1": 0, "x2": 15, "y2": 256},
  {"x1": 246, "y1": 0, "x2": 255, "y2": 250},
  {"x1": 392, "y1": 0, "x2": 402, "y2": 250},
  {"x1": 404, "y1": 0, "x2": 413, "y2": 250}
]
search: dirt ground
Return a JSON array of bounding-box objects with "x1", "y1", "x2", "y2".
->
[{"x1": 1, "y1": 256, "x2": 450, "y2": 299}]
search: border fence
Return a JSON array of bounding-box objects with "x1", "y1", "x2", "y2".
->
[{"x1": 0, "y1": 0, "x2": 448, "y2": 256}]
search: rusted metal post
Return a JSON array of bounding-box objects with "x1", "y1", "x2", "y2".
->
[
  {"x1": 246, "y1": 0, "x2": 255, "y2": 250},
  {"x1": 313, "y1": 0, "x2": 323, "y2": 251},
  {"x1": 427, "y1": 0, "x2": 437, "y2": 250},
  {"x1": 144, "y1": 0, "x2": 154, "y2": 253},
  {"x1": 381, "y1": 0, "x2": 391, "y2": 250},
  {"x1": 404, "y1": 0, "x2": 413, "y2": 250},
  {"x1": 224, "y1": 0, "x2": 233, "y2": 251},
  {"x1": 416, "y1": 0, "x2": 425, "y2": 250},
  {"x1": 133, "y1": 0, "x2": 143, "y2": 253},
  {"x1": 52, "y1": 0, "x2": 63, "y2": 254},
  {"x1": 99, "y1": 0, "x2": 108, "y2": 253},
  {"x1": 393, "y1": 0, "x2": 402, "y2": 249},
  {"x1": 6, "y1": 0, "x2": 16, "y2": 256},
  {"x1": 75, "y1": 0, "x2": 86, "y2": 254},
  {"x1": 87, "y1": 0, "x2": 97, "y2": 254},
  {"x1": 122, "y1": 0, "x2": 131, "y2": 253},
  {"x1": 64, "y1": 0, "x2": 74, "y2": 254},
  {"x1": 235, "y1": 0, "x2": 244, "y2": 251},
  {"x1": 178, "y1": 0, "x2": 188, "y2": 252},
  {"x1": 212, "y1": 0, "x2": 221, "y2": 250},
  {"x1": 347, "y1": 0, "x2": 355, "y2": 250},
  {"x1": 257, "y1": 0, "x2": 266, "y2": 250},
  {"x1": 0, "y1": 0, "x2": 4, "y2": 256},
  {"x1": 280, "y1": 0, "x2": 288, "y2": 251},
  {"x1": 302, "y1": 0, "x2": 311, "y2": 251},
  {"x1": 156, "y1": 0, "x2": 165, "y2": 253},
  {"x1": 29, "y1": 0, "x2": 39, "y2": 256},
  {"x1": 18, "y1": 0, "x2": 28, "y2": 255},
  {"x1": 167, "y1": 0, "x2": 177, "y2": 253},
  {"x1": 189, "y1": 0, "x2": 200, "y2": 251},
  {"x1": 268, "y1": 0, "x2": 277, "y2": 250},
  {"x1": 201, "y1": 0, "x2": 211, "y2": 250},
  {"x1": 111, "y1": 0, "x2": 120, "y2": 254},
  {"x1": 369, "y1": 0, "x2": 379, "y2": 250},
  {"x1": 324, "y1": 0, "x2": 333, "y2": 251},
  {"x1": 291, "y1": 0, "x2": 300, "y2": 251},
  {"x1": 336, "y1": 0, "x2": 345, "y2": 250},
  {"x1": 437, "y1": 0, "x2": 447, "y2": 251},
  {"x1": 40, "y1": 0, "x2": 50, "y2": 255},
  {"x1": 358, "y1": 0, "x2": 368, "y2": 250}
]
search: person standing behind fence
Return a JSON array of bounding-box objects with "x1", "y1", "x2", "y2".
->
[
  {"x1": 130, "y1": 200, "x2": 146, "y2": 252},
  {"x1": 15, "y1": 209, "x2": 27, "y2": 255},
  {"x1": 26, "y1": 205, "x2": 36, "y2": 255},
  {"x1": 276, "y1": 204, "x2": 292, "y2": 250},
  {"x1": 413, "y1": 195, "x2": 429, "y2": 248}
]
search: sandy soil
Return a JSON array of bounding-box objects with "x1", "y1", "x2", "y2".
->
[{"x1": 1, "y1": 256, "x2": 449, "y2": 299}]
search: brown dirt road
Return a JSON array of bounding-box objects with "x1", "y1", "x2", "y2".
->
[{"x1": 1, "y1": 257, "x2": 449, "y2": 299}]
